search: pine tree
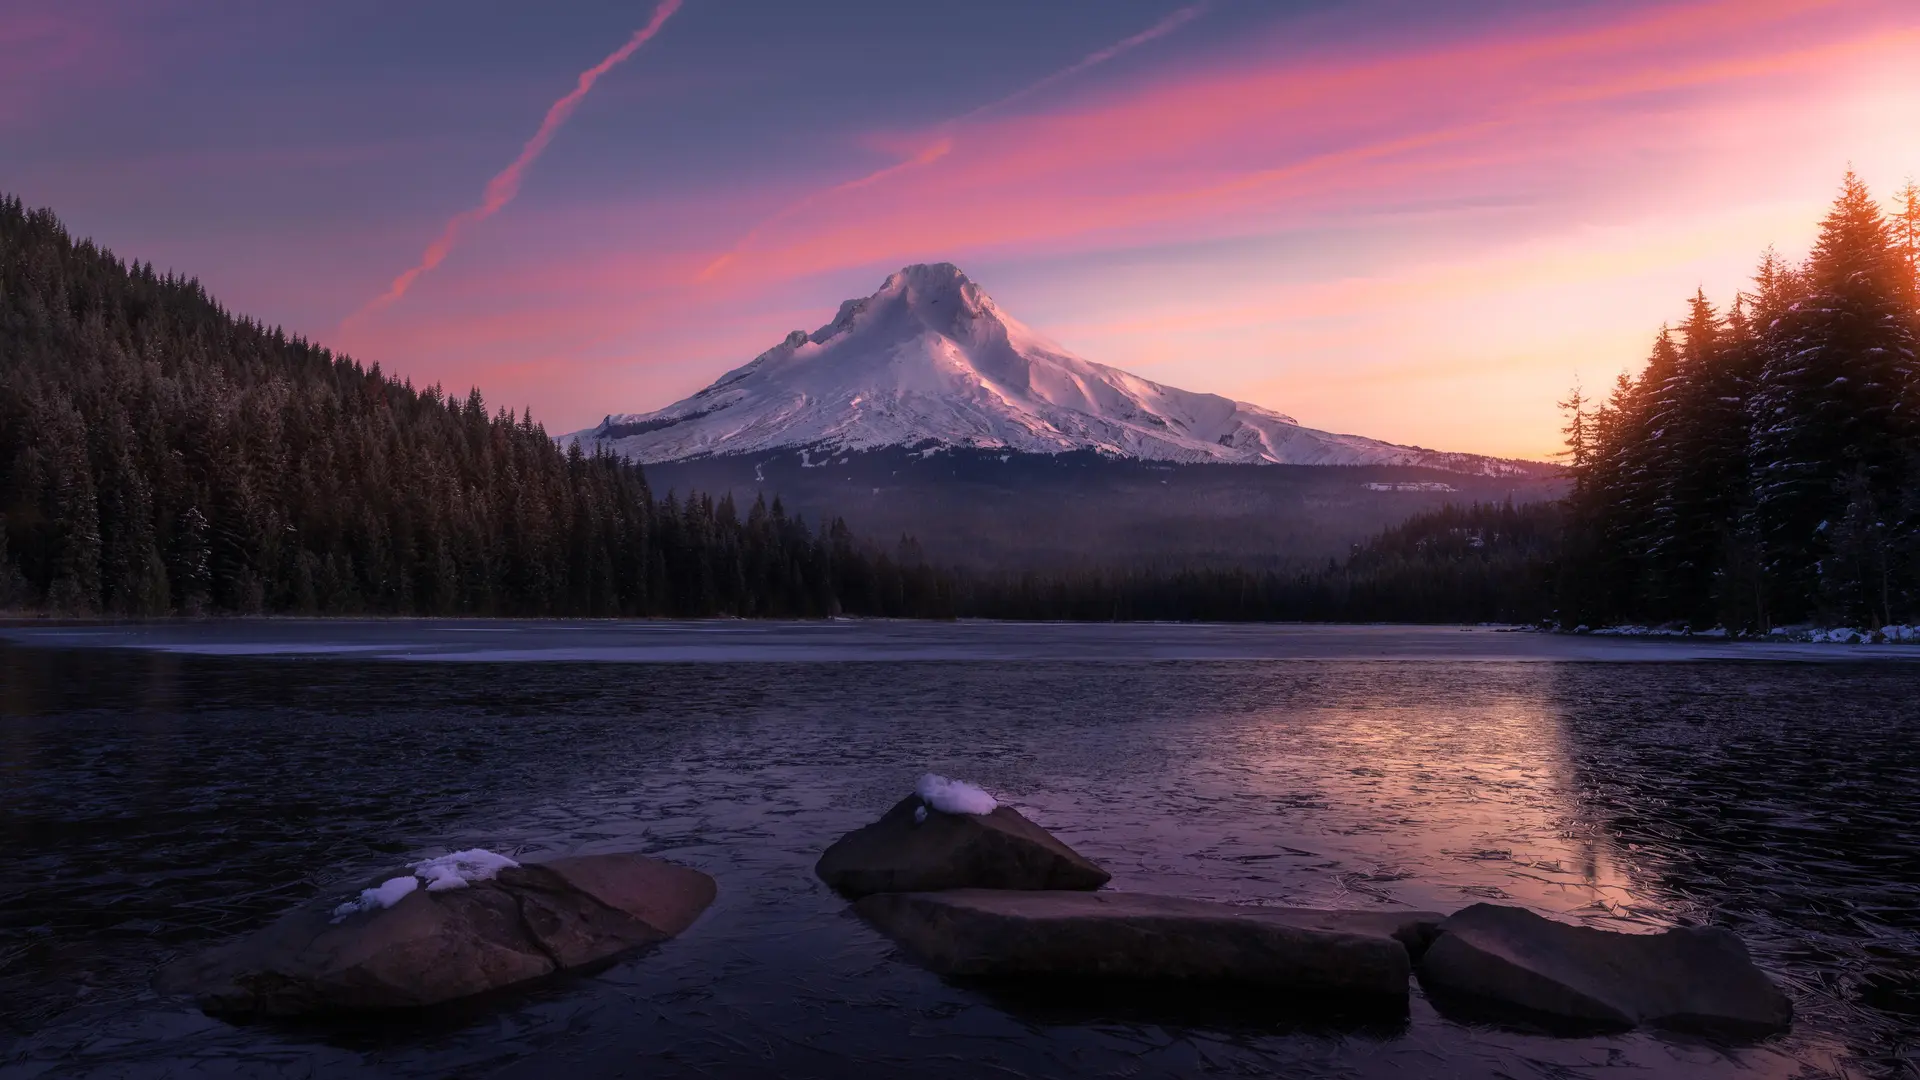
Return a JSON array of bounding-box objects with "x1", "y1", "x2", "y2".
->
[
  {"x1": 0, "y1": 513, "x2": 29, "y2": 609},
  {"x1": 1748, "y1": 173, "x2": 1918, "y2": 622},
  {"x1": 1557, "y1": 385, "x2": 1590, "y2": 485},
  {"x1": 1712, "y1": 293, "x2": 1769, "y2": 629},
  {"x1": 1602, "y1": 330, "x2": 1681, "y2": 615},
  {"x1": 1893, "y1": 178, "x2": 1920, "y2": 310},
  {"x1": 1646, "y1": 290, "x2": 1742, "y2": 625}
]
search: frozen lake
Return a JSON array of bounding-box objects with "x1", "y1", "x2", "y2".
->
[
  {"x1": 2, "y1": 621, "x2": 1917, "y2": 1078},
  {"x1": 4, "y1": 617, "x2": 1916, "y2": 663}
]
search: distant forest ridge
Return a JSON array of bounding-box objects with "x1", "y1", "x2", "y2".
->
[
  {"x1": 2, "y1": 177, "x2": 1913, "y2": 627},
  {"x1": 957, "y1": 173, "x2": 1920, "y2": 629}
]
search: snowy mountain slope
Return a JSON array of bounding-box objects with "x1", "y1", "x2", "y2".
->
[{"x1": 565, "y1": 263, "x2": 1533, "y2": 475}]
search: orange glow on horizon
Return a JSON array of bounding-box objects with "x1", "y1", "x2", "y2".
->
[{"x1": 332, "y1": 0, "x2": 1920, "y2": 460}]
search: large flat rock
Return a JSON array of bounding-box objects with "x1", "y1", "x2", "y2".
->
[
  {"x1": 816, "y1": 796, "x2": 1109, "y2": 898},
  {"x1": 856, "y1": 889, "x2": 1439, "y2": 1000},
  {"x1": 1417, "y1": 903, "x2": 1792, "y2": 1034},
  {"x1": 163, "y1": 853, "x2": 715, "y2": 1017}
]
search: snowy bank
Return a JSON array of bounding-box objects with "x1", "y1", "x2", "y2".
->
[{"x1": 1578, "y1": 624, "x2": 1920, "y2": 644}]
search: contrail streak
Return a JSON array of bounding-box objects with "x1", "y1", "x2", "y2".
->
[
  {"x1": 949, "y1": 3, "x2": 1205, "y2": 126},
  {"x1": 697, "y1": 138, "x2": 954, "y2": 282},
  {"x1": 696, "y1": 3, "x2": 1206, "y2": 284},
  {"x1": 352, "y1": 0, "x2": 683, "y2": 321}
]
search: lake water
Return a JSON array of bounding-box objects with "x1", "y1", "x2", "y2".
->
[{"x1": 2, "y1": 621, "x2": 1917, "y2": 1078}]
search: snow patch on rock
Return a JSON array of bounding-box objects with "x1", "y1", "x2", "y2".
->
[
  {"x1": 914, "y1": 772, "x2": 999, "y2": 816},
  {"x1": 328, "y1": 849, "x2": 521, "y2": 922},
  {"x1": 413, "y1": 849, "x2": 520, "y2": 892},
  {"x1": 331, "y1": 875, "x2": 419, "y2": 921}
]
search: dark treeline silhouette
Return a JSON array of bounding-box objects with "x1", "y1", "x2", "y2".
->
[
  {"x1": 942, "y1": 500, "x2": 1558, "y2": 623},
  {"x1": 0, "y1": 192, "x2": 1577, "y2": 626},
  {"x1": 0, "y1": 194, "x2": 958, "y2": 618},
  {"x1": 16, "y1": 175, "x2": 1912, "y2": 630},
  {"x1": 1557, "y1": 172, "x2": 1920, "y2": 630}
]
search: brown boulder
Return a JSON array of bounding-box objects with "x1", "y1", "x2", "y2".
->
[
  {"x1": 1416, "y1": 903, "x2": 1792, "y2": 1034},
  {"x1": 162, "y1": 853, "x2": 716, "y2": 1016},
  {"x1": 856, "y1": 889, "x2": 1439, "y2": 1000},
  {"x1": 816, "y1": 796, "x2": 1110, "y2": 897}
]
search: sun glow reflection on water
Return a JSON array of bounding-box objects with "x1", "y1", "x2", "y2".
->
[{"x1": 1, "y1": 642, "x2": 1915, "y2": 1078}]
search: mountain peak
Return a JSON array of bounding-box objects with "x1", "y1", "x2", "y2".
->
[
  {"x1": 569, "y1": 266, "x2": 1529, "y2": 476},
  {"x1": 870, "y1": 262, "x2": 996, "y2": 320},
  {"x1": 802, "y1": 262, "x2": 1002, "y2": 353},
  {"x1": 882, "y1": 261, "x2": 973, "y2": 291}
]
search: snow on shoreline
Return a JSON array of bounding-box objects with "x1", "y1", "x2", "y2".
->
[
  {"x1": 331, "y1": 848, "x2": 520, "y2": 921},
  {"x1": 915, "y1": 773, "x2": 998, "y2": 816},
  {"x1": 1576, "y1": 624, "x2": 1918, "y2": 644}
]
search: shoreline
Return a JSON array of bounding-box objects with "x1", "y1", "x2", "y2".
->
[{"x1": 4, "y1": 618, "x2": 1916, "y2": 664}]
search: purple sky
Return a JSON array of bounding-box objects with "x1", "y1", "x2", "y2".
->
[{"x1": 7, "y1": 0, "x2": 1919, "y2": 457}]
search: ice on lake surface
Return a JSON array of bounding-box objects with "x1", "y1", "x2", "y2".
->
[
  {"x1": 2, "y1": 621, "x2": 1918, "y2": 1078},
  {"x1": 6, "y1": 617, "x2": 1920, "y2": 663}
]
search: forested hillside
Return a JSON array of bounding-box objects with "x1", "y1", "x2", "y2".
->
[
  {"x1": 1557, "y1": 173, "x2": 1920, "y2": 630},
  {"x1": 945, "y1": 500, "x2": 1558, "y2": 623},
  {"x1": 8, "y1": 173, "x2": 1910, "y2": 630},
  {"x1": 0, "y1": 196, "x2": 943, "y2": 617}
]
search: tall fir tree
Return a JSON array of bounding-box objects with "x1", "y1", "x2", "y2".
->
[
  {"x1": 1893, "y1": 178, "x2": 1920, "y2": 311},
  {"x1": 1646, "y1": 291, "x2": 1738, "y2": 624},
  {"x1": 1747, "y1": 172, "x2": 1918, "y2": 621}
]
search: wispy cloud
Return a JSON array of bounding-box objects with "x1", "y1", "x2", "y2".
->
[
  {"x1": 692, "y1": 0, "x2": 1901, "y2": 289},
  {"x1": 696, "y1": 3, "x2": 1207, "y2": 283},
  {"x1": 347, "y1": 0, "x2": 683, "y2": 323},
  {"x1": 697, "y1": 138, "x2": 955, "y2": 282},
  {"x1": 948, "y1": 2, "x2": 1207, "y2": 126},
  {"x1": 317, "y1": 0, "x2": 1917, "y2": 456}
]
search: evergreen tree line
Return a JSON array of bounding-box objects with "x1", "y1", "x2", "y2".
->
[
  {"x1": 0, "y1": 194, "x2": 945, "y2": 618},
  {"x1": 939, "y1": 500, "x2": 1559, "y2": 623},
  {"x1": 1557, "y1": 173, "x2": 1920, "y2": 630},
  {"x1": 18, "y1": 175, "x2": 1912, "y2": 631},
  {"x1": 0, "y1": 191, "x2": 1614, "y2": 628}
]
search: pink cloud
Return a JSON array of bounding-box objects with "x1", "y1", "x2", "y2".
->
[
  {"x1": 332, "y1": 0, "x2": 1920, "y2": 453},
  {"x1": 700, "y1": 0, "x2": 1892, "y2": 288}
]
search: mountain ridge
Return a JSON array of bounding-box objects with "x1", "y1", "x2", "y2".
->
[{"x1": 566, "y1": 263, "x2": 1542, "y2": 477}]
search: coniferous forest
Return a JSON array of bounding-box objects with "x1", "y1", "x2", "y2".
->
[
  {"x1": 0, "y1": 195, "x2": 953, "y2": 618},
  {"x1": 3, "y1": 175, "x2": 1916, "y2": 628},
  {"x1": 956, "y1": 174, "x2": 1920, "y2": 630},
  {"x1": 1556, "y1": 173, "x2": 1920, "y2": 630}
]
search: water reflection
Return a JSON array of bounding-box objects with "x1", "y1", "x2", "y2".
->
[
  {"x1": 1545, "y1": 664, "x2": 1920, "y2": 1074},
  {"x1": 1, "y1": 645, "x2": 1916, "y2": 1078}
]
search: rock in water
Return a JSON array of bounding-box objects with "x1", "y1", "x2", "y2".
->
[
  {"x1": 163, "y1": 854, "x2": 715, "y2": 1016},
  {"x1": 857, "y1": 890, "x2": 1438, "y2": 1000},
  {"x1": 816, "y1": 796, "x2": 1109, "y2": 898},
  {"x1": 1416, "y1": 903, "x2": 1792, "y2": 1034}
]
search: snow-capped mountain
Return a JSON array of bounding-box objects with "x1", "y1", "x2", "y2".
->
[{"x1": 567, "y1": 263, "x2": 1526, "y2": 474}]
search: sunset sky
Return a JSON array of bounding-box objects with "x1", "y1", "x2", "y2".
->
[{"x1": 8, "y1": 0, "x2": 1919, "y2": 460}]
